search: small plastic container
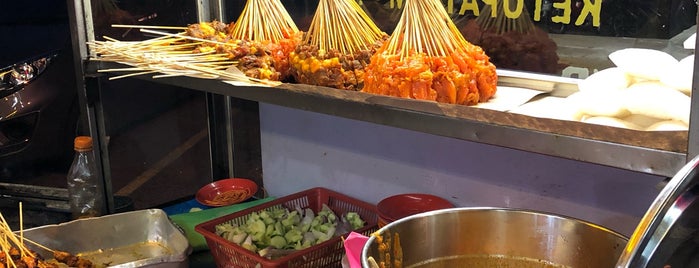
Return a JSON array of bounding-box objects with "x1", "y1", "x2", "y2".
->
[{"x1": 377, "y1": 193, "x2": 454, "y2": 227}]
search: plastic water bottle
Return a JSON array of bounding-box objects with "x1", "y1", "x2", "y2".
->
[{"x1": 67, "y1": 136, "x2": 104, "y2": 219}]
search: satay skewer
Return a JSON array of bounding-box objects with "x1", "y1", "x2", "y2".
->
[
  {"x1": 91, "y1": 8, "x2": 300, "y2": 84},
  {"x1": 136, "y1": 28, "x2": 257, "y2": 49},
  {"x1": 111, "y1": 24, "x2": 187, "y2": 30}
]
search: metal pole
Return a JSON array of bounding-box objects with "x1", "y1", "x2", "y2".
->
[
  {"x1": 198, "y1": 0, "x2": 236, "y2": 180},
  {"x1": 66, "y1": 0, "x2": 114, "y2": 214},
  {"x1": 687, "y1": 10, "x2": 699, "y2": 162}
]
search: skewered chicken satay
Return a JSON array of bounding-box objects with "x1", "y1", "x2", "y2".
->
[
  {"x1": 183, "y1": 0, "x2": 302, "y2": 82},
  {"x1": 289, "y1": 0, "x2": 388, "y2": 91}
]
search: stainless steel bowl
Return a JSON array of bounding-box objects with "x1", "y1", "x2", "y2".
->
[{"x1": 362, "y1": 207, "x2": 628, "y2": 268}]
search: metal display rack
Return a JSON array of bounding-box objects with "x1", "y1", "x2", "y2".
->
[{"x1": 68, "y1": 0, "x2": 699, "y2": 213}]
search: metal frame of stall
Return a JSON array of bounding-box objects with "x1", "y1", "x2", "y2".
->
[
  {"x1": 65, "y1": 0, "x2": 699, "y2": 214},
  {"x1": 66, "y1": 0, "x2": 255, "y2": 213}
]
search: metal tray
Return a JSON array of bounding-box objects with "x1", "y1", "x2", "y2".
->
[{"x1": 21, "y1": 209, "x2": 191, "y2": 268}]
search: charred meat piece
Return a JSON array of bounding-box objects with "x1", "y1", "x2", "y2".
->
[
  {"x1": 0, "y1": 248, "x2": 59, "y2": 268},
  {"x1": 53, "y1": 251, "x2": 93, "y2": 268},
  {"x1": 53, "y1": 251, "x2": 79, "y2": 267},
  {"x1": 186, "y1": 20, "x2": 234, "y2": 40},
  {"x1": 184, "y1": 21, "x2": 302, "y2": 82},
  {"x1": 289, "y1": 36, "x2": 387, "y2": 91}
]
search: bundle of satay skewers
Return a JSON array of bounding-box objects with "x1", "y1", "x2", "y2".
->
[
  {"x1": 88, "y1": 0, "x2": 302, "y2": 85},
  {"x1": 362, "y1": 0, "x2": 498, "y2": 105},
  {"x1": 0, "y1": 204, "x2": 94, "y2": 268},
  {"x1": 89, "y1": 30, "x2": 243, "y2": 81},
  {"x1": 288, "y1": 0, "x2": 388, "y2": 91},
  {"x1": 460, "y1": 0, "x2": 563, "y2": 74},
  {"x1": 186, "y1": 0, "x2": 302, "y2": 81},
  {"x1": 88, "y1": 0, "x2": 500, "y2": 105}
]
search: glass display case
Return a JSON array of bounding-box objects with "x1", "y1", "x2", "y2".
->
[{"x1": 67, "y1": 0, "x2": 697, "y2": 213}]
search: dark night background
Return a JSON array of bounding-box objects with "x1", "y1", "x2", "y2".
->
[{"x1": 0, "y1": 1, "x2": 71, "y2": 66}]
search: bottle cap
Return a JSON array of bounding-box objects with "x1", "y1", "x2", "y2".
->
[{"x1": 74, "y1": 136, "x2": 93, "y2": 151}]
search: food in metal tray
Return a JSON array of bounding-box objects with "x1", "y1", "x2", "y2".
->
[
  {"x1": 14, "y1": 209, "x2": 189, "y2": 268},
  {"x1": 0, "y1": 246, "x2": 93, "y2": 268},
  {"x1": 0, "y1": 207, "x2": 94, "y2": 268}
]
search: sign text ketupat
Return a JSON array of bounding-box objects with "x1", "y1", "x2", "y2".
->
[{"x1": 388, "y1": 0, "x2": 602, "y2": 27}]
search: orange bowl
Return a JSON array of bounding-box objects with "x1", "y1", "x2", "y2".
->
[
  {"x1": 196, "y1": 178, "x2": 258, "y2": 207},
  {"x1": 377, "y1": 193, "x2": 454, "y2": 224}
]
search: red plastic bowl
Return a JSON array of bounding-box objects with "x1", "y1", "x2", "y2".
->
[
  {"x1": 196, "y1": 178, "x2": 258, "y2": 207},
  {"x1": 377, "y1": 193, "x2": 454, "y2": 225}
]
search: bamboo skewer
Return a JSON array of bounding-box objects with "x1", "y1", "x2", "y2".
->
[
  {"x1": 0, "y1": 202, "x2": 60, "y2": 268},
  {"x1": 107, "y1": 70, "x2": 160, "y2": 80},
  {"x1": 305, "y1": 0, "x2": 384, "y2": 55},
  {"x1": 111, "y1": 24, "x2": 187, "y2": 30},
  {"x1": 384, "y1": 0, "x2": 470, "y2": 59},
  {"x1": 18, "y1": 203, "x2": 23, "y2": 258},
  {"x1": 0, "y1": 203, "x2": 94, "y2": 268},
  {"x1": 88, "y1": 31, "x2": 253, "y2": 82},
  {"x1": 89, "y1": 0, "x2": 301, "y2": 85},
  {"x1": 21, "y1": 238, "x2": 54, "y2": 254},
  {"x1": 231, "y1": 0, "x2": 298, "y2": 43},
  {"x1": 0, "y1": 214, "x2": 35, "y2": 259},
  {"x1": 475, "y1": 0, "x2": 536, "y2": 34},
  {"x1": 90, "y1": 36, "x2": 280, "y2": 85},
  {"x1": 135, "y1": 29, "x2": 244, "y2": 49}
]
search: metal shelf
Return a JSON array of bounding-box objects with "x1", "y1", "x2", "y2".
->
[{"x1": 88, "y1": 61, "x2": 689, "y2": 178}]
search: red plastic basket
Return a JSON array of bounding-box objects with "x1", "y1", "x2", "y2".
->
[{"x1": 195, "y1": 187, "x2": 378, "y2": 268}]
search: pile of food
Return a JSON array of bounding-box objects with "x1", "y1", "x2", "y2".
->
[
  {"x1": 0, "y1": 247, "x2": 93, "y2": 268},
  {"x1": 88, "y1": 0, "x2": 501, "y2": 105},
  {"x1": 87, "y1": 0, "x2": 503, "y2": 108},
  {"x1": 215, "y1": 204, "x2": 365, "y2": 259},
  {"x1": 362, "y1": 0, "x2": 498, "y2": 106},
  {"x1": 87, "y1": 0, "x2": 300, "y2": 85},
  {"x1": 89, "y1": 26, "x2": 276, "y2": 84},
  {"x1": 566, "y1": 48, "x2": 692, "y2": 131},
  {"x1": 461, "y1": 22, "x2": 562, "y2": 75},
  {"x1": 185, "y1": 0, "x2": 302, "y2": 81},
  {"x1": 288, "y1": 0, "x2": 388, "y2": 90},
  {"x1": 460, "y1": 0, "x2": 563, "y2": 74}
]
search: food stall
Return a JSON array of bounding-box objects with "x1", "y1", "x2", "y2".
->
[{"x1": 3, "y1": 0, "x2": 689, "y2": 266}]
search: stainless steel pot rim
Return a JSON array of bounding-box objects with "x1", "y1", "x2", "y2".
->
[
  {"x1": 371, "y1": 206, "x2": 627, "y2": 238},
  {"x1": 361, "y1": 206, "x2": 629, "y2": 267}
]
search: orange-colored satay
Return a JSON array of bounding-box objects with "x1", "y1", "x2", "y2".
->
[{"x1": 363, "y1": 46, "x2": 496, "y2": 106}]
